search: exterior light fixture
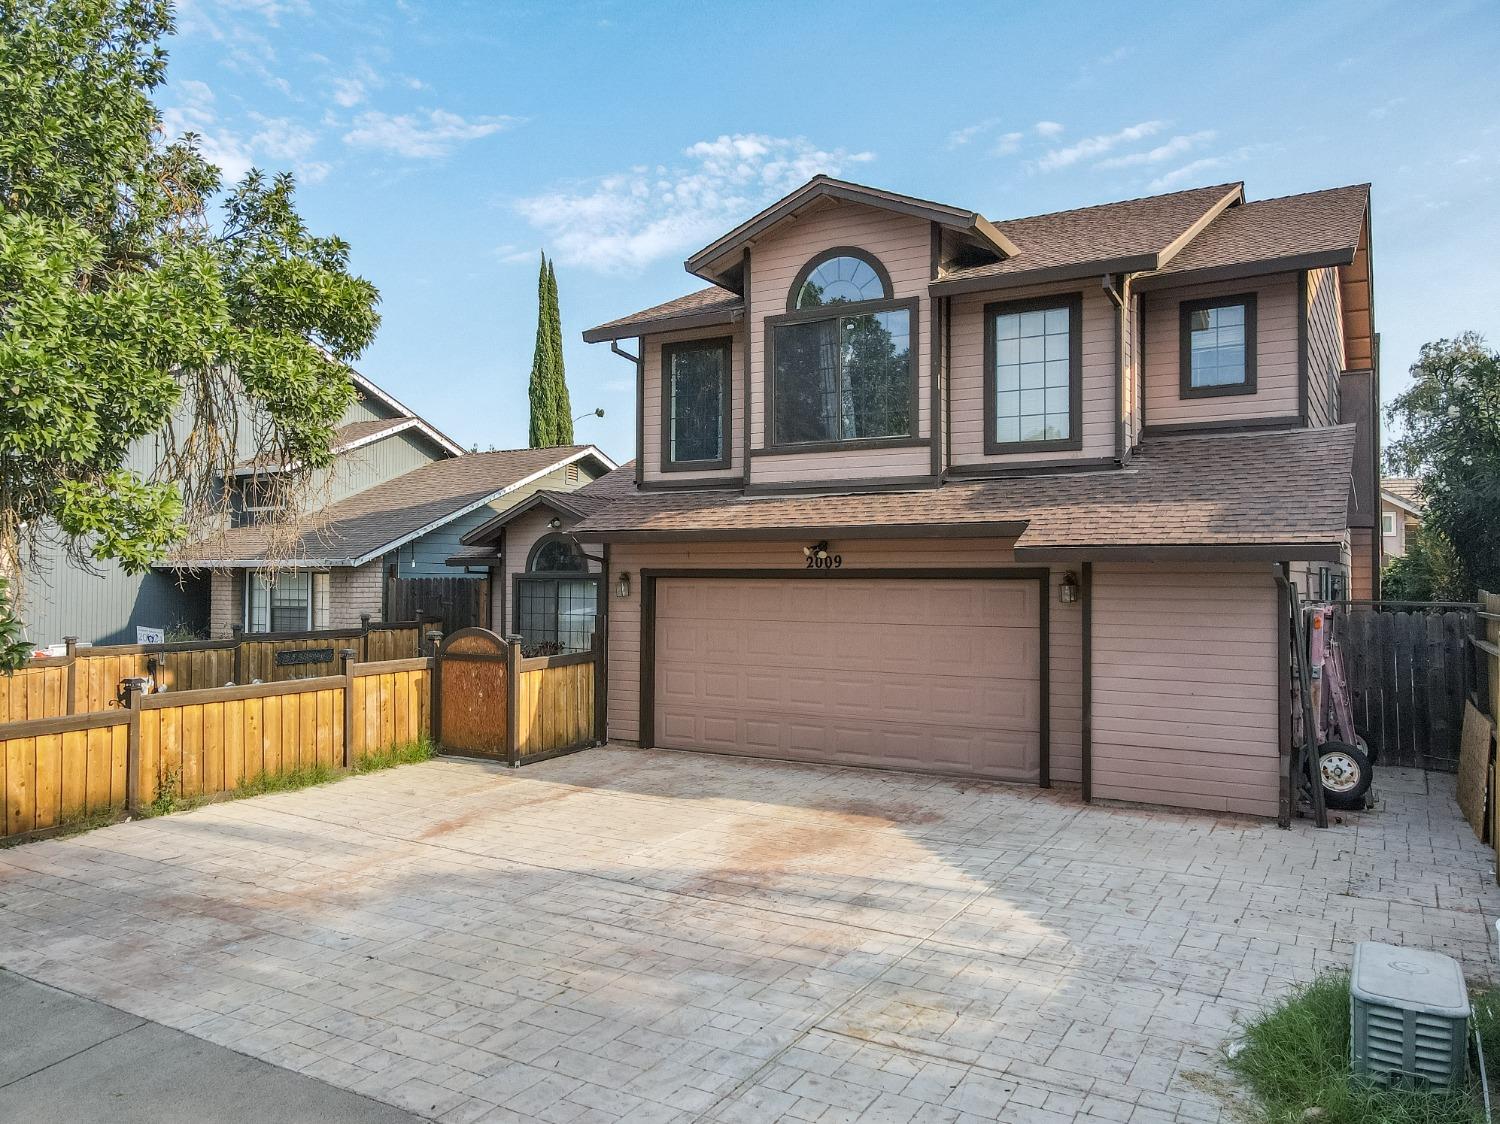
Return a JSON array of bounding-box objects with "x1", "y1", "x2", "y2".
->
[
  {"x1": 548, "y1": 517, "x2": 562, "y2": 529},
  {"x1": 616, "y1": 571, "x2": 631, "y2": 599},
  {"x1": 1059, "y1": 572, "x2": 1080, "y2": 604},
  {"x1": 802, "y1": 540, "x2": 830, "y2": 561}
]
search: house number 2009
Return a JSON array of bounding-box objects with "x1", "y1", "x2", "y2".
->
[{"x1": 806, "y1": 554, "x2": 843, "y2": 569}]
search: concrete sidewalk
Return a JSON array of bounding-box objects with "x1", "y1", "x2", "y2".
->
[{"x1": 0, "y1": 969, "x2": 423, "y2": 1123}]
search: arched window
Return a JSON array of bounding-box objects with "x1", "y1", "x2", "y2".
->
[
  {"x1": 527, "y1": 534, "x2": 585, "y2": 573},
  {"x1": 516, "y1": 533, "x2": 596, "y2": 653},
  {"x1": 788, "y1": 248, "x2": 892, "y2": 311}
]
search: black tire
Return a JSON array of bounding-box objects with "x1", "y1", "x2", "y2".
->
[{"x1": 1319, "y1": 741, "x2": 1372, "y2": 810}]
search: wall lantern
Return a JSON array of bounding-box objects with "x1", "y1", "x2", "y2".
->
[
  {"x1": 616, "y1": 570, "x2": 631, "y2": 599},
  {"x1": 548, "y1": 516, "x2": 562, "y2": 529},
  {"x1": 1059, "y1": 572, "x2": 1080, "y2": 604},
  {"x1": 803, "y1": 540, "x2": 831, "y2": 561}
]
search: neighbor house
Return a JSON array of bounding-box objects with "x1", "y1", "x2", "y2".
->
[
  {"x1": 1380, "y1": 476, "x2": 1424, "y2": 559},
  {"x1": 473, "y1": 175, "x2": 1377, "y2": 820}
]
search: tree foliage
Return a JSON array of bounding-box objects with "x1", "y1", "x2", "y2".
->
[
  {"x1": 526, "y1": 252, "x2": 572, "y2": 446},
  {"x1": 1386, "y1": 333, "x2": 1500, "y2": 598},
  {"x1": 0, "y1": 0, "x2": 380, "y2": 661},
  {"x1": 1380, "y1": 524, "x2": 1465, "y2": 602}
]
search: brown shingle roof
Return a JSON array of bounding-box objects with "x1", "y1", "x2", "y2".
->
[
  {"x1": 457, "y1": 461, "x2": 641, "y2": 549},
  {"x1": 571, "y1": 427, "x2": 1356, "y2": 559},
  {"x1": 1143, "y1": 184, "x2": 1369, "y2": 283},
  {"x1": 583, "y1": 287, "x2": 742, "y2": 343},
  {"x1": 1382, "y1": 476, "x2": 1425, "y2": 513},
  {"x1": 936, "y1": 183, "x2": 1243, "y2": 290},
  {"x1": 177, "y1": 446, "x2": 606, "y2": 567}
]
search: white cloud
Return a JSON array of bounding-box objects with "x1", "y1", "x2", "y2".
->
[
  {"x1": 948, "y1": 120, "x2": 998, "y2": 148},
  {"x1": 1034, "y1": 120, "x2": 1065, "y2": 137},
  {"x1": 343, "y1": 109, "x2": 518, "y2": 158},
  {"x1": 1147, "y1": 145, "x2": 1263, "y2": 191},
  {"x1": 1095, "y1": 130, "x2": 1216, "y2": 169},
  {"x1": 331, "y1": 77, "x2": 367, "y2": 107},
  {"x1": 1034, "y1": 120, "x2": 1167, "y2": 172},
  {"x1": 993, "y1": 131, "x2": 1025, "y2": 156},
  {"x1": 161, "y1": 80, "x2": 257, "y2": 183},
  {"x1": 515, "y1": 134, "x2": 876, "y2": 273}
]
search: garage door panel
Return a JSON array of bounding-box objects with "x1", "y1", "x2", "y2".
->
[{"x1": 654, "y1": 577, "x2": 1042, "y2": 783}]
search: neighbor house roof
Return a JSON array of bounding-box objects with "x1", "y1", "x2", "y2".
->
[
  {"x1": 570, "y1": 427, "x2": 1356, "y2": 561},
  {"x1": 173, "y1": 446, "x2": 616, "y2": 568},
  {"x1": 231, "y1": 416, "x2": 453, "y2": 474},
  {"x1": 451, "y1": 462, "x2": 640, "y2": 562},
  {"x1": 1381, "y1": 476, "x2": 1425, "y2": 516}
]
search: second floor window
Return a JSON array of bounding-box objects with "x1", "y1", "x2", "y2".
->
[
  {"x1": 1180, "y1": 294, "x2": 1257, "y2": 396},
  {"x1": 768, "y1": 249, "x2": 915, "y2": 449},
  {"x1": 984, "y1": 294, "x2": 1083, "y2": 453},
  {"x1": 662, "y1": 338, "x2": 730, "y2": 469}
]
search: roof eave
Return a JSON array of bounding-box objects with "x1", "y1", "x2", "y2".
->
[
  {"x1": 571, "y1": 520, "x2": 1031, "y2": 544},
  {"x1": 1134, "y1": 246, "x2": 1358, "y2": 292},
  {"x1": 460, "y1": 490, "x2": 586, "y2": 546},
  {"x1": 930, "y1": 253, "x2": 1162, "y2": 297},
  {"x1": 1013, "y1": 541, "x2": 1345, "y2": 562},
  {"x1": 582, "y1": 305, "x2": 744, "y2": 344}
]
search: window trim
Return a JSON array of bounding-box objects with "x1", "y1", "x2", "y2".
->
[
  {"x1": 659, "y1": 336, "x2": 733, "y2": 473},
  {"x1": 525, "y1": 531, "x2": 587, "y2": 573},
  {"x1": 1178, "y1": 292, "x2": 1258, "y2": 399},
  {"x1": 786, "y1": 246, "x2": 893, "y2": 313},
  {"x1": 982, "y1": 292, "x2": 1085, "y2": 455},
  {"x1": 510, "y1": 572, "x2": 603, "y2": 650},
  {"x1": 761, "y1": 295, "x2": 923, "y2": 455},
  {"x1": 1381, "y1": 513, "x2": 1395, "y2": 535},
  {"x1": 242, "y1": 568, "x2": 329, "y2": 634}
]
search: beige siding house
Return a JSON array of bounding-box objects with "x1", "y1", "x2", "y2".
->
[
  {"x1": 1381, "y1": 477, "x2": 1424, "y2": 559},
  {"x1": 480, "y1": 175, "x2": 1377, "y2": 822}
]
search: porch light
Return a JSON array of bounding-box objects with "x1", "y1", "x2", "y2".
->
[
  {"x1": 549, "y1": 517, "x2": 562, "y2": 529},
  {"x1": 803, "y1": 540, "x2": 830, "y2": 561},
  {"x1": 1059, "y1": 572, "x2": 1080, "y2": 604},
  {"x1": 616, "y1": 571, "x2": 631, "y2": 599}
]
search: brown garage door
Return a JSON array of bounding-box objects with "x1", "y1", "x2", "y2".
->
[{"x1": 653, "y1": 576, "x2": 1042, "y2": 782}]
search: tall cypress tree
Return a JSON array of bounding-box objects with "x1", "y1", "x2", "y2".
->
[
  {"x1": 547, "y1": 259, "x2": 574, "y2": 444},
  {"x1": 527, "y1": 252, "x2": 556, "y2": 447}
]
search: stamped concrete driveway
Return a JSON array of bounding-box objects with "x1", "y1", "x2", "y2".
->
[{"x1": 1, "y1": 748, "x2": 1496, "y2": 1124}]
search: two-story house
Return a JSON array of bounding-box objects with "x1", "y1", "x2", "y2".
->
[{"x1": 477, "y1": 176, "x2": 1377, "y2": 820}]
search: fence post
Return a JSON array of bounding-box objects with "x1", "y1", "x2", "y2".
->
[
  {"x1": 122, "y1": 680, "x2": 143, "y2": 814},
  {"x1": 340, "y1": 647, "x2": 357, "y2": 768},
  {"x1": 591, "y1": 629, "x2": 606, "y2": 746},
  {"x1": 425, "y1": 629, "x2": 443, "y2": 658},
  {"x1": 505, "y1": 635, "x2": 523, "y2": 767},
  {"x1": 64, "y1": 636, "x2": 78, "y2": 715},
  {"x1": 360, "y1": 613, "x2": 371, "y2": 662},
  {"x1": 230, "y1": 624, "x2": 244, "y2": 684}
]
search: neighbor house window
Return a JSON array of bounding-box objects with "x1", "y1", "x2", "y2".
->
[
  {"x1": 1382, "y1": 513, "x2": 1395, "y2": 534},
  {"x1": 514, "y1": 534, "x2": 598, "y2": 653},
  {"x1": 1180, "y1": 293, "x2": 1257, "y2": 396},
  {"x1": 768, "y1": 249, "x2": 915, "y2": 449},
  {"x1": 661, "y1": 337, "x2": 731, "y2": 470},
  {"x1": 245, "y1": 570, "x2": 330, "y2": 633},
  {"x1": 984, "y1": 294, "x2": 1083, "y2": 453}
]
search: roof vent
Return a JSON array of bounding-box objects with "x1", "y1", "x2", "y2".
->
[{"x1": 1351, "y1": 941, "x2": 1469, "y2": 1089}]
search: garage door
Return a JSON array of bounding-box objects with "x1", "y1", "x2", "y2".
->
[{"x1": 653, "y1": 576, "x2": 1042, "y2": 782}]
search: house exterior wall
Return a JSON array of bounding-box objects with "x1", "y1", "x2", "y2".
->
[
  {"x1": 1305, "y1": 267, "x2": 1345, "y2": 427},
  {"x1": 746, "y1": 201, "x2": 933, "y2": 485},
  {"x1": 310, "y1": 429, "x2": 446, "y2": 508},
  {"x1": 18, "y1": 543, "x2": 208, "y2": 647},
  {"x1": 1381, "y1": 500, "x2": 1410, "y2": 558},
  {"x1": 1091, "y1": 562, "x2": 1280, "y2": 818},
  {"x1": 1142, "y1": 271, "x2": 1301, "y2": 428},
  {"x1": 948, "y1": 279, "x2": 1119, "y2": 468},
  {"x1": 641, "y1": 326, "x2": 746, "y2": 485},
  {"x1": 491, "y1": 505, "x2": 605, "y2": 635},
  {"x1": 600, "y1": 538, "x2": 1085, "y2": 786},
  {"x1": 208, "y1": 559, "x2": 383, "y2": 638}
]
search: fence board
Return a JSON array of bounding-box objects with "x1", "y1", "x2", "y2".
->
[{"x1": 388, "y1": 576, "x2": 485, "y2": 634}]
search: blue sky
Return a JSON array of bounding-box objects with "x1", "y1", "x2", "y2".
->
[{"x1": 165, "y1": 0, "x2": 1500, "y2": 460}]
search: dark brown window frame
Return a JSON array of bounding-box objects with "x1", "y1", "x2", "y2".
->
[
  {"x1": 659, "y1": 336, "x2": 733, "y2": 473},
  {"x1": 1178, "y1": 292, "x2": 1257, "y2": 399},
  {"x1": 761, "y1": 295, "x2": 924, "y2": 456},
  {"x1": 983, "y1": 292, "x2": 1085, "y2": 455},
  {"x1": 786, "y1": 246, "x2": 894, "y2": 312}
]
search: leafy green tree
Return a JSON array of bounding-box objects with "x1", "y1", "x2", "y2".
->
[
  {"x1": 0, "y1": 0, "x2": 379, "y2": 666},
  {"x1": 1386, "y1": 333, "x2": 1500, "y2": 598},
  {"x1": 1380, "y1": 523, "x2": 1465, "y2": 602},
  {"x1": 527, "y1": 253, "x2": 574, "y2": 446}
]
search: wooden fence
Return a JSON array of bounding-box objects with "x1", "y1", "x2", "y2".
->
[
  {"x1": 1, "y1": 618, "x2": 432, "y2": 724},
  {"x1": 1334, "y1": 604, "x2": 1473, "y2": 770},
  {"x1": 388, "y1": 575, "x2": 487, "y2": 634},
  {"x1": 435, "y1": 627, "x2": 601, "y2": 765},
  {"x1": 1, "y1": 656, "x2": 432, "y2": 840}
]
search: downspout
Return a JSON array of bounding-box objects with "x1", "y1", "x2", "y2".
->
[
  {"x1": 1272, "y1": 562, "x2": 1294, "y2": 829},
  {"x1": 1102, "y1": 274, "x2": 1132, "y2": 465},
  {"x1": 611, "y1": 340, "x2": 643, "y2": 487}
]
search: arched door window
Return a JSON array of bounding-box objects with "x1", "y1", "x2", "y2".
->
[{"x1": 515, "y1": 533, "x2": 598, "y2": 653}]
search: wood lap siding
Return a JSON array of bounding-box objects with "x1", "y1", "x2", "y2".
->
[
  {"x1": 641, "y1": 326, "x2": 745, "y2": 485},
  {"x1": 949, "y1": 282, "x2": 1118, "y2": 467},
  {"x1": 1142, "y1": 272, "x2": 1300, "y2": 426},
  {"x1": 747, "y1": 202, "x2": 932, "y2": 483},
  {"x1": 604, "y1": 539, "x2": 1085, "y2": 785},
  {"x1": 1304, "y1": 267, "x2": 1345, "y2": 427},
  {"x1": 1091, "y1": 563, "x2": 1280, "y2": 817}
]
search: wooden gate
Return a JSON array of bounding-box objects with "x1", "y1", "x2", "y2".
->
[
  {"x1": 389, "y1": 575, "x2": 487, "y2": 633},
  {"x1": 434, "y1": 628, "x2": 510, "y2": 757},
  {"x1": 1334, "y1": 603, "x2": 1474, "y2": 770},
  {"x1": 433, "y1": 627, "x2": 602, "y2": 764}
]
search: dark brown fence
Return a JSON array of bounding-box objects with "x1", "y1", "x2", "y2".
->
[
  {"x1": 388, "y1": 576, "x2": 487, "y2": 634},
  {"x1": 1334, "y1": 603, "x2": 1474, "y2": 770}
]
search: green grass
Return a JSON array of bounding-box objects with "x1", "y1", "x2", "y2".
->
[
  {"x1": 143, "y1": 740, "x2": 435, "y2": 818},
  {"x1": 0, "y1": 806, "x2": 124, "y2": 849},
  {"x1": 1228, "y1": 971, "x2": 1500, "y2": 1123}
]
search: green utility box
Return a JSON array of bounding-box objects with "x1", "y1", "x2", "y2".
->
[{"x1": 1351, "y1": 941, "x2": 1470, "y2": 1088}]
